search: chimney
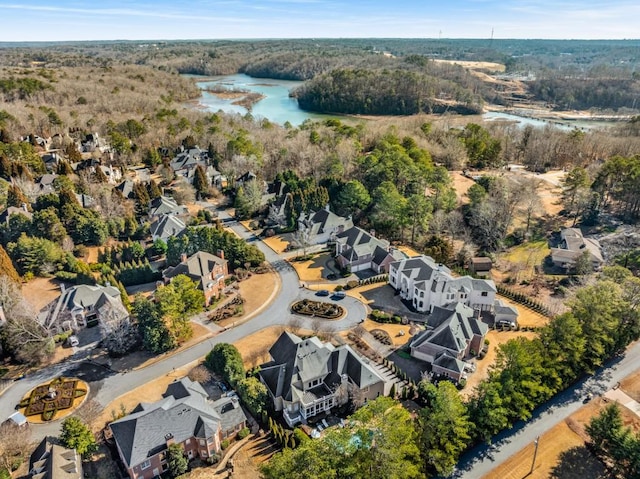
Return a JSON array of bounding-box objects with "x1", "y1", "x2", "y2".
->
[
  {"x1": 165, "y1": 433, "x2": 175, "y2": 446},
  {"x1": 180, "y1": 253, "x2": 188, "y2": 263},
  {"x1": 217, "y1": 249, "x2": 225, "y2": 260}
]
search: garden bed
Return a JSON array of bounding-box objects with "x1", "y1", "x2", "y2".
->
[
  {"x1": 291, "y1": 299, "x2": 344, "y2": 319},
  {"x1": 19, "y1": 377, "x2": 88, "y2": 422}
]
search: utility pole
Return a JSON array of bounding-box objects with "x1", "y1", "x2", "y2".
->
[{"x1": 530, "y1": 436, "x2": 540, "y2": 474}]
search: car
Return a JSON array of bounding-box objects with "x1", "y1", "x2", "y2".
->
[
  {"x1": 217, "y1": 381, "x2": 228, "y2": 393},
  {"x1": 67, "y1": 335, "x2": 79, "y2": 347},
  {"x1": 332, "y1": 291, "x2": 346, "y2": 300},
  {"x1": 316, "y1": 290, "x2": 330, "y2": 297},
  {"x1": 326, "y1": 273, "x2": 337, "y2": 280}
]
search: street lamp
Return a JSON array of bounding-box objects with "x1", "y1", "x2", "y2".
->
[{"x1": 530, "y1": 436, "x2": 540, "y2": 475}]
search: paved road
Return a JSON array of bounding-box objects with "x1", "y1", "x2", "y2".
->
[
  {"x1": 0, "y1": 211, "x2": 367, "y2": 438},
  {"x1": 452, "y1": 340, "x2": 640, "y2": 478}
]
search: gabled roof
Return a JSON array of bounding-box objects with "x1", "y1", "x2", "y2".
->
[
  {"x1": 412, "y1": 303, "x2": 487, "y2": 355},
  {"x1": 213, "y1": 396, "x2": 247, "y2": 433},
  {"x1": 115, "y1": 179, "x2": 135, "y2": 199},
  {"x1": 170, "y1": 148, "x2": 209, "y2": 175},
  {"x1": 163, "y1": 251, "x2": 227, "y2": 291},
  {"x1": 552, "y1": 228, "x2": 604, "y2": 264},
  {"x1": 150, "y1": 214, "x2": 186, "y2": 242},
  {"x1": 0, "y1": 206, "x2": 32, "y2": 224},
  {"x1": 30, "y1": 437, "x2": 82, "y2": 479},
  {"x1": 260, "y1": 331, "x2": 385, "y2": 406},
  {"x1": 110, "y1": 378, "x2": 225, "y2": 469},
  {"x1": 433, "y1": 350, "x2": 465, "y2": 374},
  {"x1": 390, "y1": 255, "x2": 443, "y2": 282},
  {"x1": 336, "y1": 227, "x2": 390, "y2": 262},
  {"x1": 148, "y1": 196, "x2": 188, "y2": 217}
]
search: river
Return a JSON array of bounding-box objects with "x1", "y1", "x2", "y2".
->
[{"x1": 192, "y1": 73, "x2": 617, "y2": 130}]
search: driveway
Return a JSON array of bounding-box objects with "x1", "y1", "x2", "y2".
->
[{"x1": 0, "y1": 209, "x2": 369, "y2": 441}]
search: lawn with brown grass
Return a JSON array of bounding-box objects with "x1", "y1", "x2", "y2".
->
[
  {"x1": 263, "y1": 234, "x2": 290, "y2": 254},
  {"x1": 290, "y1": 258, "x2": 324, "y2": 282},
  {"x1": 22, "y1": 277, "x2": 62, "y2": 311}
]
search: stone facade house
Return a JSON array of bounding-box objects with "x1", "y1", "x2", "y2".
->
[
  {"x1": 163, "y1": 251, "x2": 228, "y2": 306},
  {"x1": 335, "y1": 226, "x2": 406, "y2": 274},
  {"x1": 40, "y1": 284, "x2": 128, "y2": 335},
  {"x1": 410, "y1": 303, "x2": 488, "y2": 381},
  {"x1": 298, "y1": 206, "x2": 354, "y2": 245},
  {"x1": 259, "y1": 332, "x2": 387, "y2": 427},
  {"x1": 110, "y1": 378, "x2": 247, "y2": 479}
]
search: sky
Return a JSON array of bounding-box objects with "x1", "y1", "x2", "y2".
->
[{"x1": 0, "y1": 0, "x2": 639, "y2": 42}]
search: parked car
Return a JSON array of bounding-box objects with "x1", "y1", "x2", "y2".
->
[
  {"x1": 316, "y1": 290, "x2": 330, "y2": 296},
  {"x1": 67, "y1": 335, "x2": 79, "y2": 347},
  {"x1": 332, "y1": 291, "x2": 346, "y2": 300}
]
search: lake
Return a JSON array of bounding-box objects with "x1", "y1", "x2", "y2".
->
[
  {"x1": 192, "y1": 74, "x2": 616, "y2": 130},
  {"x1": 194, "y1": 73, "x2": 337, "y2": 126}
]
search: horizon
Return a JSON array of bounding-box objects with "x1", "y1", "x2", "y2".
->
[{"x1": 1, "y1": 1, "x2": 639, "y2": 42}]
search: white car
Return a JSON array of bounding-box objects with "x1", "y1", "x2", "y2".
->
[{"x1": 67, "y1": 335, "x2": 79, "y2": 347}]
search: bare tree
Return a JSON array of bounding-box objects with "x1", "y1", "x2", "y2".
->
[
  {"x1": 75, "y1": 399, "x2": 103, "y2": 431},
  {"x1": 172, "y1": 178, "x2": 196, "y2": 205},
  {"x1": 188, "y1": 364, "x2": 213, "y2": 384},
  {"x1": 518, "y1": 177, "x2": 544, "y2": 237},
  {"x1": 100, "y1": 301, "x2": 137, "y2": 357},
  {"x1": 310, "y1": 318, "x2": 324, "y2": 337},
  {"x1": 0, "y1": 421, "x2": 32, "y2": 475},
  {"x1": 0, "y1": 275, "x2": 54, "y2": 364},
  {"x1": 287, "y1": 316, "x2": 303, "y2": 336}
]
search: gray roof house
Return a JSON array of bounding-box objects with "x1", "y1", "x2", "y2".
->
[
  {"x1": 0, "y1": 204, "x2": 32, "y2": 224},
  {"x1": 389, "y1": 255, "x2": 501, "y2": 314},
  {"x1": 170, "y1": 147, "x2": 220, "y2": 187},
  {"x1": 163, "y1": 251, "x2": 228, "y2": 306},
  {"x1": 550, "y1": 228, "x2": 604, "y2": 270},
  {"x1": 29, "y1": 437, "x2": 82, "y2": 479},
  {"x1": 410, "y1": 303, "x2": 488, "y2": 381},
  {"x1": 259, "y1": 331, "x2": 388, "y2": 427},
  {"x1": 335, "y1": 226, "x2": 406, "y2": 274},
  {"x1": 298, "y1": 206, "x2": 354, "y2": 245},
  {"x1": 40, "y1": 284, "x2": 128, "y2": 335},
  {"x1": 150, "y1": 214, "x2": 186, "y2": 242},
  {"x1": 110, "y1": 377, "x2": 247, "y2": 479},
  {"x1": 148, "y1": 196, "x2": 188, "y2": 220}
]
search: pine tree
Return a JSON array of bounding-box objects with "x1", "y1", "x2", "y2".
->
[
  {"x1": 6, "y1": 184, "x2": 29, "y2": 209},
  {"x1": 193, "y1": 164, "x2": 209, "y2": 196}
]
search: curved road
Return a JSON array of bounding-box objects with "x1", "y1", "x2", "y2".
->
[{"x1": 0, "y1": 213, "x2": 367, "y2": 438}]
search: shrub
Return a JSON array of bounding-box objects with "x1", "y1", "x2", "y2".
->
[
  {"x1": 221, "y1": 439, "x2": 230, "y2": 450},
  {"x1": 238, "y1": 427, "x2": 250, "y2": 439},
  {"x1": 334, "y1": 284, "x2": 344, "y2": 291}
]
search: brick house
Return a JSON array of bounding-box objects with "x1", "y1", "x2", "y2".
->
[
  {"x1": 163, "y1": 251, "x2": 228, "y2": 306},
  {"x1": 110, "y1": 378, "x2": 247, "y2": 479}
]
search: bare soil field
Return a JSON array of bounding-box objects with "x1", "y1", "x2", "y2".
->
[{"x1": 431, "y1": 59, "x2": 506, "y2": 72}]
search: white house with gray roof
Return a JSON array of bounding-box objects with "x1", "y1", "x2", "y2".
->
[
  {"x1": 259, "y1": 331, "x2": 388, "y2": 427},
  {"x1": 550, "y1": 228, "x2": 604, "y2": 271},
  {"x1": 110, "y1": 377, "x2": 247, "y2": 479},
  {"x1": 389, "y1": 255, "x2": 498, "y2": 314}
]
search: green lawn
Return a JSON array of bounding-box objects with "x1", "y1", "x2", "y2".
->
[{"x1": 500, "y1": 240, "x2": 550, "y2": 280}]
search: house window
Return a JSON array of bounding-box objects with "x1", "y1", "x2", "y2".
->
[
  {"x1": 141, "y1": 460, "x2": 151, "y2": 470},
  {"x1": 481, "y1": 292, "x2": 488, "y2": 297},
  {"x1": 201, "y1": 451, "x2": 208, "y2": 458},
  {"x1": 199, "y1": 439, "x2": 205, "y2": 446},
  {"x1": 185, "y1": 439, "x2": 191, "y2": 445}
]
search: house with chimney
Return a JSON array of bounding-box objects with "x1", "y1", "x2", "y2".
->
[
  {"x1": 335, "y1": 226, "x2": 406, "y2": 274},
  {"x1": 40, "y1": 284, "x2": 129, "y2": 335},
  {"x1": 298, "y1": 206, "x2": 354, "y2": 245},
  {"x1": 409, "y1": 303, "x2": 488, "y2": 382},
  {"x1": 550, "y1": 228, "x2": 604, "y2": 271},
  {"x1": 110, "y1": 378, "x2": 247, "y2": 479},
  {"x1": 389, "y1": 255, "x2": 499, "y2": 314},
  {"x1": 29, "y1": 437, "x2": 83, "y2": 479},
  {"x1": 163, "y1": 251, "x2": 228, "y2": 306},
  {"x1": 259, "y1": 331, "x2": 388, "y2": 427}
]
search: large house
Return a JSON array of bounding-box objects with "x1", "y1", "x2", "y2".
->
[
  {"x1": 29, "y1": 437, "x2": 83, "y2": 479},
  {"x1": 150, "y1": 214, "x2": 186, "y2": 242},
  {"x1": 550, "y1": 228, "x2": 604, "y2": 271},
  {"x1": 148, "y1": 196, "x2": 188, "y2": 220},
  {"x1": 110, "y1": 378, "x2": 247, "y2": 479},
  {"x1": 170, "y1": 147, "x2": 221, "y2": 187},
  {"x1": 163, "y1": 251, "x2": 228, "y2": 306},
  {"x1": 410, "y1": 303, "x2": 488, "y2": 382},
  {"x1": 335, "y1": 226, "x2": 406, "y2": 274},
  {"x1": 259, "y1": 332, "x2": 387, "y2": 427},
  {"x1": 389, "y1": 255, "x2": 498, "y2": 313},
  {"x1": 298, "y1": 206, "x2": 354, "y2": 245},
  {"x1": 40, "y1": 284, "x2": 129, "y2": 335}
]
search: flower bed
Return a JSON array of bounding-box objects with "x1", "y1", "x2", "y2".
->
[
  {"x1": 19, "y1": 377, "x2": 87, "y2": 422},
  {"x1": 291, "y1": 299, "x2": 344, "y2": 319}
]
